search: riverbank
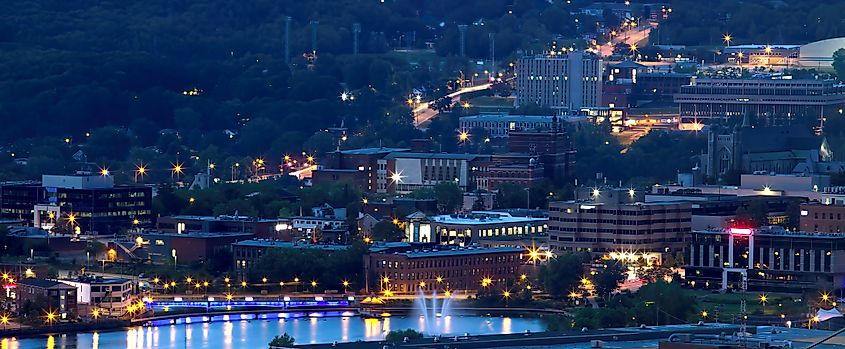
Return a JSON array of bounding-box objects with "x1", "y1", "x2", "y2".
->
[
  {"x1": 295, "y1": 323, "x2": 748, "y2": 349},
  {"x1": 0, "y1": 319, "x2": 129, "y2": 338}
]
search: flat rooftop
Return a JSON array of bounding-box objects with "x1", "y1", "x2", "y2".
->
[
  {"x1": 385, "y1": 246, "x2": 524, "y2": 258},
  {"x1": 384, "y1": 152, "x2": 488, "y2": 161},
  {"x1": 338, "y1": 147, "x2": 409, "y2": 155},
  {"x1": 231, "y1": 240, "x2": 349, "y2": 251},
  {"x1": 430, "y1": 211, "x2": 548, "y2": 225},
  {"x1": 696, "y1": 227, "x2": 845, "y2": 239},
  {"x1": 140, "y1": 231, "x2": 254, "y2": 238},
  {"x1": 163, "y1": 215, "x2": 283, "y2": 223},
  {"x1": 460, "y1": 114, "x2": 553, "y2": 122}
]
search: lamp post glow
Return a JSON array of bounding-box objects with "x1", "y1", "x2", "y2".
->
[{"x1": 723, "y1": 34, "x2": 732, "y2": 46}]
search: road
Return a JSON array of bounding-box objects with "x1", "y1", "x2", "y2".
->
[
  {"x1": 413, "y1": 82, "x2": 493, "y2": 128},
  {"x1": 598, "y1": 23, "x2": 655, "y2": 57}
]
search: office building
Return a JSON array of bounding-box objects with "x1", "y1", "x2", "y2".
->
[
  {"x1": 380, "y1": 152, "x2": 490, "y2": 194},
  {"x1": 548, "y1": 189, "x2": 691, "y2": 259},
  {"x1": 0, "y1": 174, "x2": 152, "y2": 235},
  {"x1": 686, "y1": 227, "x2": 845, "y2": 292},
  {"x1": 644, "y1": 192, "x2": 805, "y2": 230},
  {"x1": 675, "y1": 77, "x2": 845, "y2": 127},
  {"x1": 364, "y1": 246, "x2": 524, "y2": 293},
  {"x1": 516, "y1": 51, "x2": 603, "y2": 114},
  {"x1": 16, "y1": 278, "x2": 78, "y2": 320},
  {"x1": 458, "y1": 114, "x2": 554, "y2": 139},
  {"x1": 404, "y1": 211, "x2": 548, "y2": 245}
]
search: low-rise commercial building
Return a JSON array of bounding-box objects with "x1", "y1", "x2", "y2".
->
[
  {"x1": 126, "y1": 231, "x2": 253, "y2": 265},
  {"x1": 405, "y1": 211, "x2": 548, "y2": 245},
  {"x1": 57, "y1": 275, "x2": 135, "y2": 316},
  {"x1": 364, "y1": 246, "x2": 525, "y2": 293},
  {"x1": 156, "y1": 215, "x2": 293, "y2": 240},
  {"x1": 686, "y1": 227, "x2": 845, "y2": 292}
]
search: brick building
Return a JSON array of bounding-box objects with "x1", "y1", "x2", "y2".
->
[
  {"x1": 16, "y1": 278, "x2": 78, "y2": 320},
  {"x1": 364, "y1": 246, "x2": 525, "y2": 293},
  {"x1": 800, "y1": 203, "x2": 845, "y2": 233}
]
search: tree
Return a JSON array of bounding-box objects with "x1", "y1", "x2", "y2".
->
[
  {"x1": 830, "y1": 47, "x2": 845, "y2": 81},
  {"x1": 631, "y1": 281, "x2": 697, "y2": 325},
  {"x1": 593, "y1": 260, "x2": 627, "y2": 300},
  {"x1": 433, "y1": 181, "x2": 462, "y2": 213},
  {"x1": 269, "y1": 333, "x2": 295, "y2": 348},
  {"x1": 385, "y1": 329, "x2": 423, "y2": 342},
  {"x1": 539, "y1": 253, "x2": 586, "y2": 298},
  {"x1": 371, "y1": 220, "x2": 404, "y2": 242}
]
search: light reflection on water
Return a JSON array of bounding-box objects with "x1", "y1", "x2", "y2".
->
[{"x1": 0, "y1": 314, "x2": 544, "y2": 349}]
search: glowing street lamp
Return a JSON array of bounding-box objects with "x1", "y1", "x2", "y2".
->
[
  {"x1": 701, "y1": 310, "x2": 708, "y2": 318},
  {"x1": 389, "y1": 172, "x2": 403, "y2": 184},
  {"x1": 342, "y1": 280, "x2": 350, "y2": 293},
  {"x1": 0, "y1": 313, "x2": 9, "y2": 329},
  {"x1": 568, "y1": 291, "x2": 579, "y2": 301},
  {"x1": 99, "y1": 167, "x2": 110, "y2": 176},
  {"x1": 458, "y1": 131, "x2": 469, "y2": 142},
  {"x1": 759, "y1": 294, "x2": 768, "y2": 306},
  {"x1": 723, "y1": 34, "x2": 732, "y2": 46},
  {"x1": 91, "y1": 308, "x2": 100, "y2": 320},
  {"x1": 171, "y1": 162, "x2": 184, "y2": 179},
  {"x1": 44, "y1": 310, "x2": 57, "y2": 326}
]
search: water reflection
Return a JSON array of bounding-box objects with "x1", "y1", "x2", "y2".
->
[{"x1": 1, "y1": 314, "x2": 544, "y2": 349}]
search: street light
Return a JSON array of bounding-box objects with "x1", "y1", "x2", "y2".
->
[
  {"x1": 44, "y1": 309, "x2": 57, "y2": 326},
  {"x1": 458, "y1": 131, "x2": 469, "y2": 142},
  {"x1": 723, "y1": 34, "x2": 732, "y2": 46}
]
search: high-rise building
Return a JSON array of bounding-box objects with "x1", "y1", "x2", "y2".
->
[{"x1": 515, "y1": 51, "x2": 603, "y2": 114}]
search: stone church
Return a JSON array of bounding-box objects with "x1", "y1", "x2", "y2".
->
[{"x1": 702, "y1": 117, "x2": 832, "y2": 178}]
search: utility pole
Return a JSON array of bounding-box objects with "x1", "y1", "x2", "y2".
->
[
  {"x1": 310, "y1": 20, "x2": 319, "y2": 54},
  {"x1": 458, "y1": 25, "x2": 468, "y2": 57},
  {"x1": 489, "y1": 33, "x2": 496, "y2": 77},
  {"x1": 284, "y1": 16, "x2": 292, "y2": 65},
  {"x1": 352, "y1": 23, "x2": 361, "y2": 55}
]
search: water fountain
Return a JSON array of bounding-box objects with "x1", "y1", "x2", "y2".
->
[{"x1": 413, "y1": 289, "x2": 454, "y2": 335}]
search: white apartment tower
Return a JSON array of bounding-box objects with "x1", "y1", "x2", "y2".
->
[{"x1": 516, "y1": 51, "x2": 603, "y2": 114}]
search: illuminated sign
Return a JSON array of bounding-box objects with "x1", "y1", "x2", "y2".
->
[{"x1": 730, "y1": 228, "x2": 753, "y2": 236}]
